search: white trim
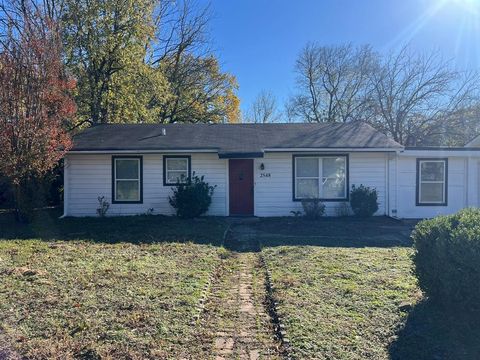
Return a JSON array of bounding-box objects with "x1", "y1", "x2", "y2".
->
[
  {"x1": 418, "y1": 160, "x2": 446, "y2": 204},
  {"x1": 68, "y1": 149, "x2": 217, "y2": 154},
  {"x1": 61, "y1": 156, "x2": 69, "y2": 218},
  {"x1": 265, "y1": 148, "x2": 402, "y2": 153},
  {"x1": 225, "y1": 159, "x2": 230, "y2": 216},
  {"x1": 69, "y1": 148, "x2": 403, "y2": 154},
  {"x1": 294, "y1": 156, "x2": 347, "y2": 200},
  {"x1": 385, "y1": 155, "x2": 389, "y2": 215},
  {"x1": 402, "y1": 150, "x2": 480, "y2": 157},
  {"x1": 114, "y1": 158, "x2": 141, "y2": 202},
  {"x1": 165, "y1": 157, "x2": 189, "y2": 185}
]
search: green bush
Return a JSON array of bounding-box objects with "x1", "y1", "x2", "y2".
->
[
  {"x1": 349, "y1": 184, "x2": 378, "y2": 217},
  {"x1": 168, "y1": 173, "x2": 216, "y2": 218},
  {"x1": 301, "y1": 198, "x2": 325, "y2": 220},
  {"x1": 412, "y1": 208, "x2": 480, "y2": 312}
]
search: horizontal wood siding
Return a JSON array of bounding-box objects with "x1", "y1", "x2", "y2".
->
[
  {"x1": 395, "y1": 156, "x2": 467, "y2": 219},
  {"x1": 254, "y1": 152, "x2": 388, "y2": 216},
  {"x1": 66, "y1": 153, "x2": 227, "y2": 216}
]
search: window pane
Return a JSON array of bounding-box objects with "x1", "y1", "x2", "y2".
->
[
  {"x1": 296, "y1": 158, "x2": 319, "y2": 177},
  {"x1": 323, "y1": 178, "x2": 346, "y2": 198},
  {"x1": 421, "y1": 161, "x2": 444, "y2": 181},
  {"x1": 116, "y1": 159, "x2": 139, "y2": 179},
  {"x1": 116, "y1": 180, "x2": 139, "y2": 201},
  {"x1": 167, "y1": 158, "x2": 188, "y2": 171},
  {"x1": 297, "y1": 179, "x2": 319, "y2": 198},
  {"x1": 323, "y1": 157, "x2": 346, "y2": 178},
  {"x1": 167, "y1": 171, "x2": 188, "y2": 183},
  {"x1": 420, "y1": 183, "x2": 444, "y2": 203}
]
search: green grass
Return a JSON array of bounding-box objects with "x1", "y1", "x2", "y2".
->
[
  {"x1": 0, "y1": 209, "x2": 229, "y2": 359},
  {"x1": 0, "y1": 240, "x2": 225, "y2": 359},
  {"x1": 262, "y1": 245, "x2": 420, "y2": 359}
]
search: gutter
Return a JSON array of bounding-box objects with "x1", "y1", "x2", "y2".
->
[
  {"x1": 67, "y1": 149, "x2": 219, "y2": 154},
  {"x1": 401, "y1": 148, "x2": 480, "y2": 157},
  {"x1": 263, "y1": 147, "x2": 403, "y2": 153}
]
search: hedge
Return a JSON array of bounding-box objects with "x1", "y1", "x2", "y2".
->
[{"x1": 412, "y1": 208, "x2": 480, "y2": 312}]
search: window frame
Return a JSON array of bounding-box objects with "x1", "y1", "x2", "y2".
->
[
  {"x1": 163, "y1": 155, "x2": 192, "y2": 186},
  {"x1": 111, "y1": 156, "x2": 143, "y2": 204},
  {"x1": 292, "y1": 154, "x2": 349, "y2": 202},
  {"x1": 416, "y1": 158, "x2": 448, "y2": 206}
]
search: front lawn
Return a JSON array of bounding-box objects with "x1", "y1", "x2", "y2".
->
[
  {"x1": 252, "y1": 216, "x2": 413, "y2": 247},
  {"x1": 0, "y1": 208, "x2": 227, "y2": 245},
  {"x1": 0, "y1": 209, "x2": 229, "y2": 359},
  {"x1": 262, "y1": 245, "x2": 420, "y2": 359},
  {"x1": 0, "y1": 240, "x2": 224, "y2": 359}
]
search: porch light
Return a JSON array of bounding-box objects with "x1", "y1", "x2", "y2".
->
[{"x1": 260, "y1": 163, "x2": 265, "y2": 170}]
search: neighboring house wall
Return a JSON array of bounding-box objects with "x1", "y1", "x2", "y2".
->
[
  {"x1": 65, "y1": 153, "x2": 228, "y2": 216},
  {"x1": 253, "y1": 152, "x2": 389, "y2": 216}
]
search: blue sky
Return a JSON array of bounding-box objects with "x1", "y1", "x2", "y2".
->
[{"x1": 205, "y1": 0, "x2": 480, "y2": 114}]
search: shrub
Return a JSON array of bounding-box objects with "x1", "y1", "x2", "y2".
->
[
  {"x1": 169, "y1": 173, "x2": 216, "y2": 218},
  {"x1": 96, "y1": 196, "x2": 110, "y2": 217},
  {"x1": 349, "y1": 184, "x2": 378, "y2": 217},
  {"x1": 412, "y1": 208, "x2": 480, "y2": 312},
  {"x1": 301, "y1": 198, "x2": 325, "y2": 220}
]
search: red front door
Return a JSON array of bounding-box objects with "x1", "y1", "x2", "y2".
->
[{"x1": 229, "y1": 159, "x2": 254, "y2": 216}]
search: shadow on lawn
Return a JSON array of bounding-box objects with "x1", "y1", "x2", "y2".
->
[
  {"x1": 250, "y1": 216, "x2": 414, "y2": 249},
  {"x1": 389, "y1": 300, "x2": 480, "y2": 360},
  {"x1": 1, "y1": 208, "x2": 414, "y2": 250},
  {"x1": 0, "y1": 208, "x2": 227, "y2": 246},
  {"x1": 257, "y1": 235, "x2": 412, "y2": 249}
]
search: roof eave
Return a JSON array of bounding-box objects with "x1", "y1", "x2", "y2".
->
[
  {"x1": 67, "y1": 148, "x2": 219, "y2": 154},
  {"x1": 263, "y1": 147, "x2": 403, "y2": 152}
]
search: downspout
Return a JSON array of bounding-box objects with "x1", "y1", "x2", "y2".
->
[{"x1": 385, "y1": 154, "x2": 389, "y2": 216}]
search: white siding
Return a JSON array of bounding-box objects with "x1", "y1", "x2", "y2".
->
[
  {"x1": 253, "y1": 152, "x2": 388, "y2": 217},
  {"x1": 65, "y1": 153, "x2": 227, "y2": 216},
  {"x1": 65, "y1": 150, "x2": 480, "y2": 219},
  {"x1": 395, "y1": 155, "x2": 469, "y2": 219}
]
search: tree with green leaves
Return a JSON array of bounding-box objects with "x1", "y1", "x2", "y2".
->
[
  {"x1": 61, "y1": 0, "x2": 239, "y2": 125},
  {"x1": 61, "y1": 0, "x2": 168, "y2": 126}
]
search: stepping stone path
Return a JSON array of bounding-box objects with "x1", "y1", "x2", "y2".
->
[{"x1": 194, "y1": 221, "x2": 283, "y2": 359}]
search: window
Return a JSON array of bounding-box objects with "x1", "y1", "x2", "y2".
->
[
  {"x1": 112, "y1": 156, "x2": 142, "y2": 203},
  {"x1": 416, "y1": 158, "x2": 448, "y2": 206},
  {"x1": 293, "y1": 155, "x2": 348, "y2": 201},
  {"x1": 163, "y1": 156, "x2": 191, "y2": 185}
]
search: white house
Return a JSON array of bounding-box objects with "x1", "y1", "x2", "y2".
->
[{"x1": 63, "y1": 122, "x2": 480, "y2": 219}]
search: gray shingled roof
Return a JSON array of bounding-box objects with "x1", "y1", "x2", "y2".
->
[{"x1": 71, "y1": 122, "x2": 402, "y2": 156}]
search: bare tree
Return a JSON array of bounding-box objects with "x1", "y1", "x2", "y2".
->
[
  {"x1": 370, "y1": 46, "x2": 480, "y2": 145},
  {"x1": 148, "y1": 0, "x2": 239, "y2": 124},
  {"x1": 288, "y1": 43, "x2": 377, "y2": 123},
  {"x1": 245, "y1": 90, "x2": 281, "y2": 123}
]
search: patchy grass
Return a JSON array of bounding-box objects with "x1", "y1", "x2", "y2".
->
[
  {"x1": 0, "y1": 208, "x2": 227, "y2": 245},
  {"x1": 0, "y1": 209, "x2": 230, "y2": 358},
  {"x1": 0, "y1": 240, "x2": 225, "y2": 359},
  {"x1": 262, "y1": 245, "x2": 420, "y2": 359}
]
